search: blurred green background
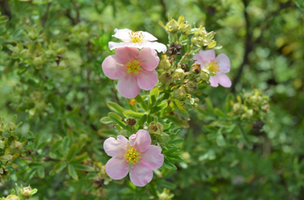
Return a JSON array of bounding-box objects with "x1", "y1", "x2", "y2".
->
[{"x1": 1, "y1": 0, "x2": 304, "y2": 199}]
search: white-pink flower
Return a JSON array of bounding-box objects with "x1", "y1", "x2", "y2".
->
[
  {"x1": 109, "y1": 28, "x2": 167, "y2": 53},
  {"x1": 102, "y1": 47, "x2": 159, "y2": 98},
  {"x1": 193, "y1": 50, "x2": 231, "y2": 88},
  {"x1": 103, "y1": 129, "x2": 164, "y2": 187}
]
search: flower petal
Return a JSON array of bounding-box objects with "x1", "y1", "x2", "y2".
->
[
  {"x1": 138, "y1": 48, "x2": 159, "y2": 71},
  {"x1": 140, "y1": 42, "x2": 167, "y2": 53},
  {"x1": 215, "y1": 54, "x2": 230, "y2": 73},
  {"x1": 129, "y1": 129, "x2": 151, "y2": 153},
  {"x1": 102, "y1": 55, "x2": 127, "y2": 79},
  {"x1": 117, "y1": 74, "x2": 140, "y2": 99},
  {"x1": 141, "y1": 31, "x2": 158, "y2": 41},
  {"x1": 136, "y1": 70, "x2": 158, "y2": 90},
  {"x1": 140, "y1": 145, "x2": 164, "y2": 170},
  {"x1": 217, "y1": 73, "x2": 232, "y2": 88},
  {"x1": 129, "y1": 162, "x2": 153, "y2": 187},
  {"x1": 112, "y1": 28, "x2": 132, "y2": 41},
  {"x1": 103, "y1": 135, "x2": 128, "y2": 157},
  {"x1": 115, "y1": 47, "x2": 139, "y2": 64},
  {"x1": 209, "y1": 75, "x2": 219, "y2": 87},
  {"x1": 105, "y1": 157, "x2": 129, "y2": 180},
  {"x1": 193, "y1": 50, "x2": 215, "y2": 67}
]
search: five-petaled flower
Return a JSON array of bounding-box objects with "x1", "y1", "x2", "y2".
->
[
  {"x1": 109, "y1": 28, "x2": 167, "y2": 53},
  {"x1": 102, "y1": 46, "x2": 159, "y2": 98},
  {"x1": 103, "y1": 129, "x2": 164, "y2": 187},
  {"x1": 193, "y1": 50, "x2": 231, "y2": 88}
]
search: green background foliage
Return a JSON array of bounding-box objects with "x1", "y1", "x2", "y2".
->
[{"x1": 0, "y1": 0, "x2": 304, "y2": 199}]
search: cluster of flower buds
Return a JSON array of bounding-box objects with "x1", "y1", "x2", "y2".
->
[
  {"x1": 228, "y1": 90, "x2": 270, "y2": 120},
  {"x1": 0, "y1": 118, "x2": 26, "y2": 183},
  {"x1": 0, "y1": 184, "x2": 37, "y2": 200}
]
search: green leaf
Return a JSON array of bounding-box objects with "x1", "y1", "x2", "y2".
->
[
  {"x1": 135, "y1": 95, "x2": 149, "y2": 113},
  {"x1": 108, "y1": 112, "x2": 127, "y2": 129},
  {"x1": 150, "y1": 101, "x2": 168, "y2": 113},
  {"x1": 170, "y1": 138, "x2": 184, "y2": 145},
  {"x1": 137, "y1": 114, "x2": 147, "y2": 126},
  {"x1": 71, "y1": 153, "x2": 89, "y2": 164},
  {"x1": 216, "y1": 133, "x2": 226, "y2": 147},
  {"x1": 100, "y1": 116, "x2": 113, "y2": 124},
  {"x1": 73, "y1": 164, "x2": 95, "y2": 172},
  {"x1": 54, "y1": 162, "x2": 67, "y2": 173},
  {"x1": 205, "y1": 98, "x2": 213, "y2": 111},
  {"x1": 0, "y1": 16, "x2": 8, "y2": 24},
  {"x1": 163, "y1": 159, "x2": 177, "y2": 170},
  {"x1": 66, "y1": 144, "x2": 79, "y2": 162},
  {"x1": 149, "y1": 87, "x2": 159, "y2": 108},
  {"x1": 214, "y1": 108, "x2": 226, "y2": 118},
  {"x1": 107, "y1": 101, "x2": 126, "y2": 115},
  {"x1": 123, "y1": 110, "x2": 145, "y2": 119},
  {"x1": 166, "y1": 115, "x2": 189, "y2": 128},
  {"x1": 173, "y1": 99, "x2": 187, "y2": 115},
  {"x1": 37, "y1": 166, "x2": 45, "y2": 178},
  {"x1": 68, "y1": 164, "x2": 78, "y2": 180}
]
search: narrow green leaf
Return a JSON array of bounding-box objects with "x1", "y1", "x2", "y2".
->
[
  {"x1": 71, "y1": 153, "x2": 89, "y2": 164},
  {"x1": 166, "y1": 115, "x2": 189, "y2": 128},
  {"x1": 216, "y1": 133, "x2": 226, "y2": 147},
  {"x1": 149, "y1": 87, "x2": 159, "y2": 108},
  {"x1": 214, "y1": 108, "x2": 226, "y2": 118},
  {"x1": 108, "y1": 112, "x2": 127, "y2": 129},
  {"x1": 54, "y1": 162, "x2": 67, "y2": 173},
  {"x1": 137, "y1": 114, "x2": 147, "y2": 126},
  {"x1": 170, "y1": 138, "x2": 184, "y2": 145},
  {"x1": 66, "y1": 144, "x2": 79, "y2": 162},
  {"x1": 205, "y1": 98, "x2": 213, "y2": 111},
  {"x1": 173, "y1": 99, "x2": 187, "y2": 115},
  {"x1": 73, "y1": 164, "x2": 95, "y2": 172},
  {"x1": 150, "y1": 101, "x2": 168, "y2": 113},
  {"x1": 107, "y1": 101, "x2": 126, "y2": 115},
  {"x1": 37, "y1": 167, "x2": 45, "y2": 178},
  {"x1": 135, "y1": 95, "x2": 149, "y2": 113},
  {"x1": 68, "y1": 164, "x2": 78, "y2": 180},
  {"x1": 163, "y1": 160, "x2": 177, "y2": 170},
  {"x1": 100, "y1": 116, "x2": 113, "y2": 124},
  {"x1": 123, "y1": 110, "x2": 145, "y2": 119}
]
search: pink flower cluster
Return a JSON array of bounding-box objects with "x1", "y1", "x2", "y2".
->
[
  {"x1": 102, "y1": 28, "x2": 167, "y2": 98},
  {"x1": 103, "y1": 130, "x2": 164, "y2": 187},
  {"x1": 194, "y1": 50, "x2": 231, "y2": 88}
]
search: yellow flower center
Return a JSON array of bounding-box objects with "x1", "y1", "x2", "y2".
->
[
  {"x1": 129, "y1": 31, "x2": 144, "y2": 43},
  {"x1": 125, "y1": 147, "x2": 141, "y2": 165},
  {"x1": 208, "y1": 60, "x2": 219, "y2": 73},
  {"x1": 125, "y1": 60, "x2": 142, "y2": 74}
]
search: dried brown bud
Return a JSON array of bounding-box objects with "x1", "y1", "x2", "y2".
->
[
  {"x1": 126, "y1": 118, "x2": 136, "y2": 127},
  {"x1": 192, "y1": 63, "x2": 201, "y2": 74}
]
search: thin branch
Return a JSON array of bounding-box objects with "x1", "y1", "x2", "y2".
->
[{"x1": 42, "y1": 2, "x2": 52, "y2": 27}]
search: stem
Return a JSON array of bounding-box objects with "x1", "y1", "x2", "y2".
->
[{"x1": 237, "y1": 123, "x2": 252, "y2": 149}]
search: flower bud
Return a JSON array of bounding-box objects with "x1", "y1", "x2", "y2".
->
[
  {"x1": 159, "y1": 54, "x2": 171, "y2": 70},
  {"x1": 173, "y1": 69, "x2": 185, "y2": 81},
  {"x1": 5, "y1": 195, "x2": 19, "y2": 200},
  {"x1": 149, "y1": 122, "x2": 163, "y2": 134},
  {"x1": 181, "y1": 63, "x2": 189, "y2": 72},
  {"x1": 199, "y1": 69, "x2": 209, "y2": 82},
  {"x1": 185, "y1": 81, "x2": 198, "y2": 93},
  {"x1": 191, "y1": 36, "x2": 204, "y2": 47},
  {"x1": 166, "y1": 19, "x2": 179, "y2": 34},
  {"x1": 159, "y1": 73, "x2": 173, "y2": 86},
  {"x1": 173, "y1": 86, "x2": 186, "y2": 101},
  {"x1": 191, "y1": 63, "x2": 201, "y2": 74},
  {"x1": 179, "y1": 22, "x2": 191, "y2": 35},
  {"x1": 126, "y1": 118, "x2": 136, "y2": 127}
]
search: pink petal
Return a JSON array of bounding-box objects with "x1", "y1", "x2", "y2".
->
[
  {"x1": 129, "y1": 162, "x2": 153, "y2": 187},
  {"x1": 209, "y1": 76, "x2": 219, "y2": 87},
  {"x1": 138, "y1": 48, "x2": 159, "y2": 71},
  {"x1": 115, "y1": 47, "x2": 139, "y2": 64},
  {"x1": 103, "y1": 135, "x2": 128, "y2": 157},
  {"x1": 140, "y1": 145, "x2": 164, "y2": 170},
  {"x1": 217, "y1": 73, "x2": 232, "y2": 88},
  {"x1": 136, "y1": 70, "x2": 158, "y2": 90},
  {"x1": 129, "y1": 129, "x2": 151, "y2": 153},
  {"x1": 112, "y1": 28, "x2": 132, "y2": 41},
  {"x1": 140, "y1": 42, "x2": 167, "y2": 53},
  {"x1": 193, "y1": 50, "x2": 215, "y2": 67},
  {"x1": 105, "y1": 157, "x2": 129, "y2": 180},
  {"x1": 102, "y1": 55, "x2": 127, "y2": 79},
  {"x1": 117, "y1": 74, "x2": 140, "y2": 99},
  {"x1": 215, "y1": 54, "x2": 230, "y2": 73}
]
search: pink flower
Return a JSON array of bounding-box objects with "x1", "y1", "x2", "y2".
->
[
  {"x1": 109, "y1": 28, "x2": 167, "y2": 53},
  {"x1": 193, "y1": 50, "x2": 231, "y2": 88},
  {"x1": 103, "y1": 129, "x2": 164, "y2": 187},
  {"x1": 102, "y1": 47, "x2": 159, "y2": 98}
]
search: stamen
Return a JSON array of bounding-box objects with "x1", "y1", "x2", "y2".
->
[
  {"x1": 125, "y1": 60, "x2": 142, "y2": 74},
  {"x1": 208, "y1": 60, "x2": 219, "y2": 73},
  {"x1": 128, "y1": 31, "x2": 144, "y2": 43},
  {"x1": 125, "y1": 147, "x2": 141, "y2": 165}
]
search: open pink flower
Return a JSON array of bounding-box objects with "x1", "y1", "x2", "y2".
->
[
  {"x1": 102, "y1": 47, "x2": 159, "y2": 98},
  {"x1": 193, "y1": 50, "x2": 231, "y2": 88},
  {"x1": 109, "y1": 28, "x2": 167, "y2": 53},
  {"x1": 103, "y1": 129, "x2": 164, "y2": 187}
]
